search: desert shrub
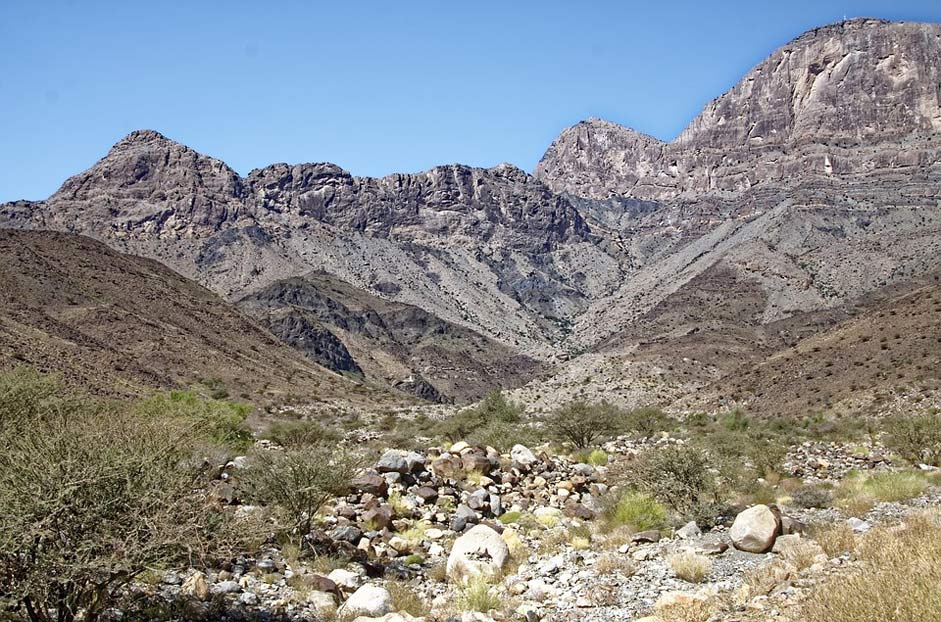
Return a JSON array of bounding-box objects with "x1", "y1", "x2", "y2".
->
[
  {"x1": 435, "y1": 391, "x2": 526, "y2": 445},
  {"x1": 546, "y1": 400, "x2": 620, "y2": 449},
  {"x1": 260, "y1": 419, "x2": 340, "y2": 448},
  {"x1": 622, "y1": 406, "x2": 674, "y2": 438},
  {"x1": 455, "y1": 575, "x2": 499, "y2": 611},
  {"x1": 385, "y1": 580, "x2": 430, "y2": 617},
  {"x1": 0, "y1": 370, "x2": 235, "y2": 622},
  {"x1": 801, "y1": 512, "x2": 941, "y2": 622},
  {"x1": 836, "y1": 470, "x2": 932, "y2": 515},
  {"x1": 246, "y1": 447, "x2": 363, "y2": 534},
  {"x1": 594, "y1": 554, "x2": 636, "y2": 577},
  {"x1": 627, "y1": 445, "x2": 719, "y2": 518},
  {"x1": 810, "y1": 523, "x2": 857, "y2": 558},
  {"x1": 666, "y1": 552, "x2": 712, "y2": 583},
  {"x1": 135, "y1": 390, "x2": 253, "y2": 450},
  {"x1": 604, "y1": 491, "x2": 668, "y2": 531},
  {"x1": 468, "y1": 419, "x2": 543, "y2": 452},
  {"x1": 792, "y1": 485, "x2": 834, "y2": 509},
  {"x1": 884, "y1": 413, "x2": 941, "y2": 466}
]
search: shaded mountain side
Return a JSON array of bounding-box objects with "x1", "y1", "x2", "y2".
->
[
  {"x1": 680, "y1": 270, "x2": 941, "y2": 418},
  {"x1": 237, "y1": 273, "x2": 544, "y2": 403},
  {"x1": 0, "y1": 229, "x2": 400, "y2": 407}
]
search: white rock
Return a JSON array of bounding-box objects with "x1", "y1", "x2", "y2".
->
[
  {"x1": 511, "y1": 444, "x2": 538, "y2": 466},
  {"x1": 730, "y1": 504, "x2": 781, "y2": 553},
  {"x1": 307, "y1": 590, "x2": 337, "y2": 617},
  {"x1": 446, "y1": 524, "x2": 509, "y2": 583},
  {"x1": 338, "y1": 584, "x2": 393, "y2": 619},
  {"x1": 327, "y1": 568, "x2": 361, "y2": 590}
]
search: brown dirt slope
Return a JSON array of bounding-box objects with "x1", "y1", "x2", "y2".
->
[
  {"x1": 0, "y1": 229, "x2": 396, "y2": 406},
  {"x1": 690, "y1": 273, "x2": 941, "y2": 418}
]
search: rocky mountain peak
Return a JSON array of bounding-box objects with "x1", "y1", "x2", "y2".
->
[{"x1": 536, "y1": 19, "x2": 941, "y2": 200}]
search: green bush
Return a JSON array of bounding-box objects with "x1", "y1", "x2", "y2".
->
[
  {"x1": 434, "y1": 391, "x2": 529, "y2": 447},
  {"x1": 135, "y1": 390, "x2": 253, "y2": 450},
  {"x1": 884, "y1": 414, "x2": 941, "y2": 466},
  {"x1": 246, "y1": 447, "x2": 363, "y2": 534},
  {"x1": 622, "y1": 407, "x2": 674, "y2": 438},
  {"x1": 546, "y1": 400, "x2": 620, "y2": 449},
  {"x1": 604, "y1": 491, "x2": 668, "y2": 531},
  {"x1": 0, "y1": 369, "x2": 237, "y2": 622},
  {"x1": 261, "y1": 419, "x2": 340, "y2": 448},
  {"x1": 792, "y1": 485, "x2": 834, "y2": 509},
  {"x1": 627, "y1": 445, "x2": 719, "y2": 518}
]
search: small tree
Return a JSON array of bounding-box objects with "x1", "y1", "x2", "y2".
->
[
  {"x1": 0, "y1": 369, "x2": 231, "y2": 622},
  {"x1": 246, "y1": 447, "x2": 362, "y2": 535},
  {"x1": 547, "y1": 400, "x2": 620, "y2": 449}
]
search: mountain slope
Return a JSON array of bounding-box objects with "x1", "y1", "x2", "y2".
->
[
  {"x1": 237, "y1": 273, "x2": 543, "y2": 403},
  {"x1": 0, "y1": 229, "x2": 396, "y2": 406}
]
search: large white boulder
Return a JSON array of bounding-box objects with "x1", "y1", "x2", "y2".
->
[
  {"x1": 337, "y1": 584, "x2": 393, "y2": 619},
  {"x1": 511, "y1": 444, "x2": 538, "y2": 466},
  {"x1": 446, "y1": 524, "x2": 510, "y2": 583},
  {"x1": 730, "y1": 504, "x2": 781, "y2": 553}
]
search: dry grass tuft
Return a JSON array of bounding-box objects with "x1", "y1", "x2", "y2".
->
[
  {"x1": 594, "y1": 553, "x2": 636, "y2": 577},
  {"x1": 666, "y1": 552, "x2": 713, "y2": 583},
  {"x1": 801, "y1": 511, "x2": 941, "y2": 622},
  {"x1": 385, "y1": 580, "x2": 430, "y2": 617},
  {"x1": 810, "y1": 523, "x2": 857, "y2": 558}
]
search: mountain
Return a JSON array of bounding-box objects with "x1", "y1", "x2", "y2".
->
[
  {"x1": 236, "y1": 273, "x2": 543, "y2": 403},
  {"x1": 536, "y1": 18, "x2": 941, "y2": 201},
  {"x1": 0, "y1": 229, "x2": 399, "y2": 407},
  {"x1": 3, "y1": 18, "x2": 941, "y2": 415}
]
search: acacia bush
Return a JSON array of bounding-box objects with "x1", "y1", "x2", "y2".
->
[
  {"x1": 0, "y1": 369, "x2": 237, "y2": 622},
  {"x1": 245, "y1": 447, "x2": 363, "y2": 535},
  {"x1": 260, "y1": 419, "x2": 340, "y2": 448},
  {"x1": 626, "y1": 445, "x2": 720, "y2": 522},
  {"x1": 134, "y1": 389, "x2": 253, "y2": 450},
  {"x1": 434, "y1": 391, "x2": 537, "y2": 450},
  {"x1": 546, "y1": 400, "x2": 620, "y2": 449}
]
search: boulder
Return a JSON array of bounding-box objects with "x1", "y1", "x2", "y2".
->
[
  {"x1": 511, "y1": 444, "x2": 538, "y2": 467},
  {"x1": 307, "y1": 590, "x2": 338, "y2": 618},
  {"x1": 353, "y1": 472, "x2": 389, "y2": 496},
  {"x1": 446, "y1": 524, "x2": 509, "y2": 583},
  {"x1": 676, "y1": 521, "x2": 701, "y2": 540},
  {"x1": 377, "y1": 451, "x2": 409, "y2": 474},
  {"x1": 730, "y1": 504, "x2": 781, "y2": 553},
  {"x1": 337, "y1": 584, "x2": 393, "y2": 619},
  {"x1": 327, "y1": 568, "x2": 361, "y2": 591}
]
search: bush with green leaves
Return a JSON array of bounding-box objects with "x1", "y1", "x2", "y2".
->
[
  {"x1": 134, "y1": 389, "x2": 253, "y2": 450},
  {"x1": 246, "y1": 447, "x2": 363, "y2": 534},
  {"x1": 434, "y1": 391, "x2": 535, "y2": 450},
  {"x1": 626, "y1": 445, "x2": 719, "y2": 520},
  {"x1": 0, "y1": 369, "x2": 238, "y2": 622},
  {"x1": 884, "y1": 413, "x2": 941, "y2": 466},
  {"x1": 546, "y1": 400, "x2": 621, "y2": 449},
  {"x1": 622, "y1": 406, "x2": 674, "y2": 438},
  {"x1": 604, "y1": 491, "x2": 668, "y2": 531}
]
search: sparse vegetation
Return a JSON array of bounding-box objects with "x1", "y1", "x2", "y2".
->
[
  {"x1": 246, "y1": 447, "x2": 363, "y2": 534},
  {"x1": 0, "y1": 369, "x2": 242, "y2": 622},
  {"x1": 802, "y1": 512, "x2": 941, "y2": 622},
  {"x1": 626, "y1": 445, "x2": 719, "y2": 520},
  {"x1": 546, "y1": 400, "x2": 621, "y2": 449},
  {"x1": 260, "y1": 419, "x2": 340, "y2": 448},
  {"x1": 455, "y1": 575, "x2": 499, "y2": 612},
  {"x1": 604, "y1": 491, "x2": 668, "y2": 531},
  {"x1": 666, "y1": 552, "x2": 713, "y2": 583},
  {"x1": 884, "y1": 412, "x2": 941, "y2": 466}
]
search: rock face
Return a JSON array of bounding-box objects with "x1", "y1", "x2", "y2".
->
[
  {"x1": 730, "y1": 505, "x2": 782, "y2": 553},
  {"x1": 536, "y1": 19, "x2": 941, "y2": 201},
  {"x1": 446, "y1": 524, "x2": 510, "y2": 582}
]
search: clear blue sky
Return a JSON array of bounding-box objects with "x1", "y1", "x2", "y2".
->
[{"x1": 2, "y1": 0, "x2": 940, "y2": 202}]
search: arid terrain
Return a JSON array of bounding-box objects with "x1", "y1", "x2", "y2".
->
[{"x1": 2, "y1": 16, "x2": 941, "y2": 622}]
